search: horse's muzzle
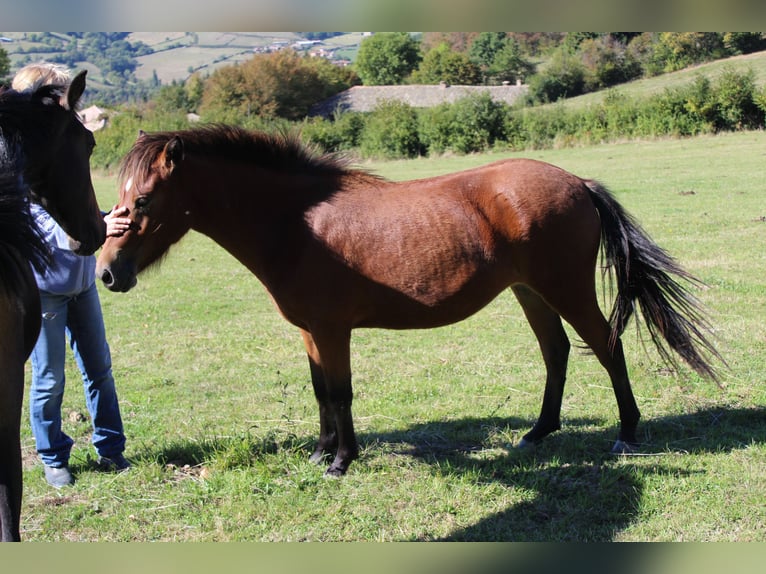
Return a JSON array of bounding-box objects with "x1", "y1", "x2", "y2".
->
[{"x1": 97, "y1": 263, "x2": 137, "y2": 292}]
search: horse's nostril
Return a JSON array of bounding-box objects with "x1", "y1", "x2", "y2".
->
[{"x1": 100, "y1": 268, "x2": 114, "y2": 287}]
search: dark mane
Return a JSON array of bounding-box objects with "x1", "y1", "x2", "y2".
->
[
  {"x1": 0, "y1": 138, "x2": 50, "y2": 293},
  {"x1": 120, "y1": 124, "x2": 384, "y2": 192}
]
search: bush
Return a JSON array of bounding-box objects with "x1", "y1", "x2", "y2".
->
[
  {"x1": 712, "y1": 67, "x2": 764, "y2": 131},
  {"x1": 300, "y1": 112, "x2": 365, "y2": 153},
  {"x1": 420, "y1": 92, "x2": 508, "y2": 155},
  {"x1": 359, "y1": 100, "x2": 422, "y2": 159},
  {"x1": 528, "y1": 48, "x2": 586, "y2": 103},
  {"x1": 92, "y1": 108, "x2": 190, "y2": 172}
]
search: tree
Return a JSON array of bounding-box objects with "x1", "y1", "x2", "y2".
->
[
  {"x1": 722, "y1": 32, "x2": 766, "y2": 55},
  {"x1": 651, "y1": 33, "x2": 727, "y2": 73},
  {"x1": 420, "y1": 32, "x2": 477, "y2": 54},
  {"x1": 469, "y1": 32, "x2": 509, "y2": 70},
  {"x1": 152, "y1": 81, "x2": 192, "y2": 115},
  {"x1": 579, "y1": 35, "x2": 642, "y2": 91},
  {"x1": 410, "y1": 43, "x2": 481, "y2": 85},
  {"x1": 200, "y1": 50, "x2": 357, "y2": 122},
  {"x1": 0, "y1": 47, "x2": 10, "y2": 81},
  {"x1": 468, "y1": 32, "x2": 535, "y2": 84},
  {"x1": 184, "y1": 72, "x2": 205, "y2": 112},
  {"x1": 489, "y1": 39, "x2": 536, "y2": 84},
  {"x1": 354, "y1": 33, "x2": 421, "y2": 85},
  {"x1": 528, "y1": 47, "x2": 586, "y2": 103}
]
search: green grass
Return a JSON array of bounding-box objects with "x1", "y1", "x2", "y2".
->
[{"x1": 19, "y1": 131, "x2": 766, "y2": 541}]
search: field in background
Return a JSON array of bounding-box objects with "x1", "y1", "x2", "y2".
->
[
  {"x1": 545, "y1": 49, "x2": 766, "y2": 110},
  {"x1": 19, "y1": 131, "x2": 766, "y2": 541},
  {"x1": 128, "y1": 32, "x2": 367, "y2": 83},
  {"x1": 1, "y1": 32, "x2": 366, "y2": 88}
]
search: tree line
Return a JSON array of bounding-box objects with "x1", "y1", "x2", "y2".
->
[
  {"x1": 145, "y1": 33, "x2": 766, "y2": 122},
  {"x1": 4, "y1": 32, "x2": 766, "y2": 167}
]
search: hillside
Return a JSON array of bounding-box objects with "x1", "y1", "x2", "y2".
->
[
  {"x1": 552, "y1": 49, "x2": 766, "y2": 110},
  {"x1": 1, "y1": 32, "x2": 367, "y2": 87},
  {"x1": 129, "y1": 32, "x2": 368, "y2": 83},
  {"x1": 4, "y1": 32, "x2": 766, "y2": 115}
]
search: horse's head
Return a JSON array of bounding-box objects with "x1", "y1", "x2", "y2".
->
[
  {"x1": 7, "y1": 70, "x2": 106, "y2": 255},
  {"x1": 96, "y1": 132, "x2": 191, "y2": 292}
]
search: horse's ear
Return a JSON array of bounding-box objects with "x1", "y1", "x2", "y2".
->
[
  {"x1": 163, "y1": 136, "x2": 184, "y2": 171},
  {"x1": 137, "y1": 130, "x2": 147, "y2": 141},
  {"x1": 64, "y1": 70, "x2": 87, "y2": 110}
]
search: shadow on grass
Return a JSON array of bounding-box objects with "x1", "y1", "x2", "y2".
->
[
  {"x1": 142, "y1": 405, "x2": 765, "y2": 543},
  {"x1": 366, "y1": 404, "x2": 766, "y2": 542}
]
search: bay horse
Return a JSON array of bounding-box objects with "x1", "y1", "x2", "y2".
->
[
  {"x1": 0, "y1": 71, "x2": 105, "y2": 541},
  {"x1": 96, "y1": 125, "x2": 722, "y2": 477}
]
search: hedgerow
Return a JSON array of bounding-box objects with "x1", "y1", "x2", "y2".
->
[{"x1": 92, "y1": 68, "x2": 766, "y2": 168}]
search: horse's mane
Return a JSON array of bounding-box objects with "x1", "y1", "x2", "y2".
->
[
  {"x1": 120, "y1": 124, "x2": 385, "y2": 192},
  {"x1": 0, "y1": 139, "x2": 50, "y2": 291}
]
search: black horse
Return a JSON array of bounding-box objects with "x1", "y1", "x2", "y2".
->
[{"x1": 0, "y1": 71, "x2": 105, "y2": 541}]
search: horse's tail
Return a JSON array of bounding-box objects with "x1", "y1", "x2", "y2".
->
[{"x1": 584, "y1": 179, "x2": 723, "y2": 382}]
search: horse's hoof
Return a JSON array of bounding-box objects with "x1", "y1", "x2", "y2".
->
[
  {"x1": 309, "y1": 451, "x2": 327, "y2": 465},
  {"x1": 516, "y1": 437, "x2": 537, "y2": 450},
  {"x1": 611, "y1": 439, "x2": 639, "y2": 454},
  {"x1": 324, "y1": 465, "x2": 346, "y2": 478}
]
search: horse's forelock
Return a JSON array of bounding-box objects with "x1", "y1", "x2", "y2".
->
[{"x1": 119, "y1": 138, "x2": 161, "y2": 195}]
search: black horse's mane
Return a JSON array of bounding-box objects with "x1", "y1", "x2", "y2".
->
[
  {"x1": 0, "y1": 138, "x2": 50, "y2": 292},
  {"x1": 120, "y1": 124, "x2": 384, "y2": 191},
  {"x1": 0, "y1": 85, "x2": 64, "y2": 283}
]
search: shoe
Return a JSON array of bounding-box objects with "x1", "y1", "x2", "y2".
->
[
  {"x1": 96, "y1": 453, "x2": 131, "y2": 472},
  {"x1": 44, "y1": 465, "x2": 74, "y2": 488}
]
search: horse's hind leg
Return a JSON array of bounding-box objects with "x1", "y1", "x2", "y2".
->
[
  {"x1": 512, "y1": 285, "x2": 571, "y2": 448},
  {"x1": 547, "y1": 286, "x2": 641, "y2": 451}
]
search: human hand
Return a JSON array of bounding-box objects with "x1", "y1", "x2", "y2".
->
[{"x1": 104, "y1": 205, "x2": 132, "y2": 237}]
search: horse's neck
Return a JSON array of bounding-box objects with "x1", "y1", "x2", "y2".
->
[{"x1": 182, "y1": 161, "x2": 322, "y2": 283}]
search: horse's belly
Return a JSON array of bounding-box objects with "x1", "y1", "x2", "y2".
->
[{"x1": 353, "y1": 272, "x2": 510, "y2": 330}]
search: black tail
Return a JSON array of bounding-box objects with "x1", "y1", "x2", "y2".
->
[{"x1": 585, "y1": 179, "x2": 723, "y2": 382}]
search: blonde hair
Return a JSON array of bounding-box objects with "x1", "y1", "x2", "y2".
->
[{"x1": 12, "y1": 62, "x2": 72, "y2": 92}]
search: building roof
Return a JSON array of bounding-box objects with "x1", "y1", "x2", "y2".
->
[
  {"x1": 79, "y1": 105, "x2": 108, "y2": 132},
  {"x1": 311, "y1": 83, "x2": 528, "y2": 117}
]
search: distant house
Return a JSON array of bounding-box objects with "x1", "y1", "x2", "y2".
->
[
  {"x1": 79, "y1": 105, "x2": 108, "y2": 132},
  {"x1": 310, "y1": 83, "x2": 528, "y2": 118}
]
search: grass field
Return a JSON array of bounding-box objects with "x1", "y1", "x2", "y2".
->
[{"x1": 18, "y1": 131, "x2": 766, "y2": 541}]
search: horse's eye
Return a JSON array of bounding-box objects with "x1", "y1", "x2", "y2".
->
[{"x1": 135, "y1": 196, "x2": 151, "y2": 212}]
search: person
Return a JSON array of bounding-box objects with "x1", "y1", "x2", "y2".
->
[{"x1": 13, "y1": 63, "x2": 133, "y2": 488}]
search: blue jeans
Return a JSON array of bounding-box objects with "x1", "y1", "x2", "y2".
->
[{"x1": 29, "y1": 281, "x2": 125, "y2": 468}]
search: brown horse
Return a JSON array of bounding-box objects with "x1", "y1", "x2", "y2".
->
[
  {"x1": 0, "y1": 71, "x2": 105, "y2": 541},
  {"x1": 96, "y1": 125, "x2": 722, "y2": 477}
]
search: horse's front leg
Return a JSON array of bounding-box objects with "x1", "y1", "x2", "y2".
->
[
  {"x1": 300, "y1": 328, "x2": 358, "y2": 475},
  {"x1": 302, "y1": 330, "x2": 337, "y2": 463}
]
